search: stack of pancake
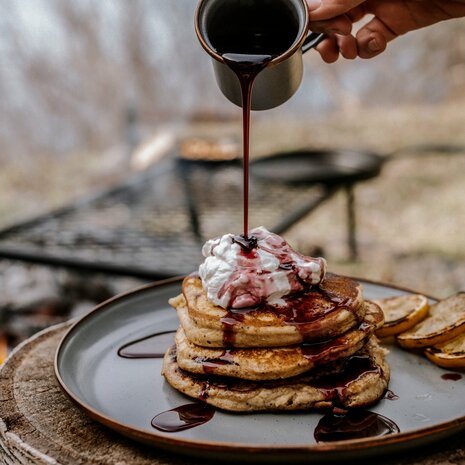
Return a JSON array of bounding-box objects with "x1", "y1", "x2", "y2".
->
[{"x1": 163, "y1": 273, "x2": 390, "y2": 412}]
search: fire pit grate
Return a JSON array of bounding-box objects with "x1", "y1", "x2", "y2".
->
[{"x1": 0, "y1": 155, "x2": 335, "y2": 278}]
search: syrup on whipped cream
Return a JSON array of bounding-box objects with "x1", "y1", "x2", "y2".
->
[{"x1": 198, "y1": 226, "x2": 326, "y2": 309}]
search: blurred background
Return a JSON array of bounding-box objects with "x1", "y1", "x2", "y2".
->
[{"x1": 0, "y1": 0, "x2": 464, "y2": 359}]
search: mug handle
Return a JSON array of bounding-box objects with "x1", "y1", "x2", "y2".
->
[{"x1": 302, "y1": 32, "x2": 326, "y2": 53}]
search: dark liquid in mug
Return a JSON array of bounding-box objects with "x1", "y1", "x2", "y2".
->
[
  {"x1": 208, "y1": 1, "x2": 300, "y2": 236},
  {"x1": 208, "y1": 1, "x2": 299, "y2": 57}
]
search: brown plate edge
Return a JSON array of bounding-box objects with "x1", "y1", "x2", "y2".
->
[{"x1": 53, "y1": 276, "x2": 465, "y2": 458}]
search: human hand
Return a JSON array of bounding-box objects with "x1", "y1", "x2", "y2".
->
[{"x1": 307, "y1": 0, "x2": 465, "y2": 62}]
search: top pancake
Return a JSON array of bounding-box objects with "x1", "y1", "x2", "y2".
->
[{"x1": 169, "y1": 274, "x2": 365, "y2": 348}]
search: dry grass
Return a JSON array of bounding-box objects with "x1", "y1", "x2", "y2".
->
[
  {"x1": 0, "y1": 148, "x2": 130, "y2": 229},
  {"x1": 250, "y1": 99, "x2": 465, "y2": 156},
  {"x1": 288, "y1": 153, "x2": 465, "y2": 298},
  {"x1": 263, "y1": 103, "x2": 465, "y2": 298}
]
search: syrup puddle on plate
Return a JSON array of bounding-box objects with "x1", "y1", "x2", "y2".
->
[
  {"x1": 117, "y1": 330, "x2": 176, "y2": 359},
  {"x1": 314, "y1": 410, "x2": 400, "y2": 442},
  {"x1": 151, "y1": 403, "x2": 216, "y2": 432},
  {"x1": 441, "y1": 373, "x2": 462, "y2": 381}
]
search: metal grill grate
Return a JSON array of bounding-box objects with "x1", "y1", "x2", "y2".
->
[{"x1": 0, "y1": 156, "x2": 333, "y2": 278}]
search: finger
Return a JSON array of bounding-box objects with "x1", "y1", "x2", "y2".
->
[
  {"x1": 336, "y1": 34, "x2": 357, "y2": 60},
  {"x1": 307, "y1": 0, "x2": 366, "y2": 21},
  {"x1": 345, "y1": 5, "x2": 366, "y2": 23},
  {"x1": 315, "y1": 36, "x2": 340, "y2": 63},
  {"x1": 309, "y1": 14, "x2": 353, "y2": 35},
  {"x1": 356, "y1": 16, "x2": 395, "y2": 58}
]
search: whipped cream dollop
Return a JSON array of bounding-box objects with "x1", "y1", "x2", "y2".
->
[{"x1": 198, "y1": 226, "x2": 326, "y2": 309}]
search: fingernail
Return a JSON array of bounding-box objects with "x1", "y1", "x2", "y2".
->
[
  {"x1": 307, "y1": 0, "x2": 321, "y2": 12},
  {"x1": 368, "y1": 38, "x2": 381, "y2": 52}
]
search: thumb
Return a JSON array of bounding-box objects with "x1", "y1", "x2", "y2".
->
[{"x1": 307, "y1": 0, "x2": 366, "y2": 20}]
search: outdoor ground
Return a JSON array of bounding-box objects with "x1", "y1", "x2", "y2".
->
[{"x1": 1, "y1": 102, "x2": 464, "y2": 298}]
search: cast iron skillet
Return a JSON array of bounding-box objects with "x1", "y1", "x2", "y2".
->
[{"x1": 250, "y1": 149, "x2": 385, "y2": 185}]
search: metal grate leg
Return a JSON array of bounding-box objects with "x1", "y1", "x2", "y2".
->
[{"x1": 345, "y1": 184, "x2": 358, "y2": 261}]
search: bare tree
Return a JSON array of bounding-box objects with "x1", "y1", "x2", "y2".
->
[{"x1": 0, "y1": 1, "x2": 463, "y2": 159}]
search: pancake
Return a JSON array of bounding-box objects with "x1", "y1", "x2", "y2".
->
[
  {"x1": 170, "y1": 274, "x2": 365, "y2": 348},
  {"x1": 162, "y1": 336, "x2": 389, "y2": 412},
  {"x1": 175, "y1": 301, "x2": 384, "y2": 380}
]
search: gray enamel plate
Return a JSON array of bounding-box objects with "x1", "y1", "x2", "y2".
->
[{"x1": 55, "y1": 278, "x2": 465, "y2": 463}]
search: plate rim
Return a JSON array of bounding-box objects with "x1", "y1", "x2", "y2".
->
[{"x1": 54, "y1": 276, "x2": 465, "y2": 455}]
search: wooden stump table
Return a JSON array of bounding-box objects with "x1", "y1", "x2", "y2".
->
[{"x1": 1, "y1": 322, "x2": 465, "y2": 465}]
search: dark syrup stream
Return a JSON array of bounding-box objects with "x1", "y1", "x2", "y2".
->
[
  {"x1": 210, "y1": 0, "x2": 297, "y2": 236},
  {"x1": 221, "y1": 53, "x2": 273, "y2": 236}
]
